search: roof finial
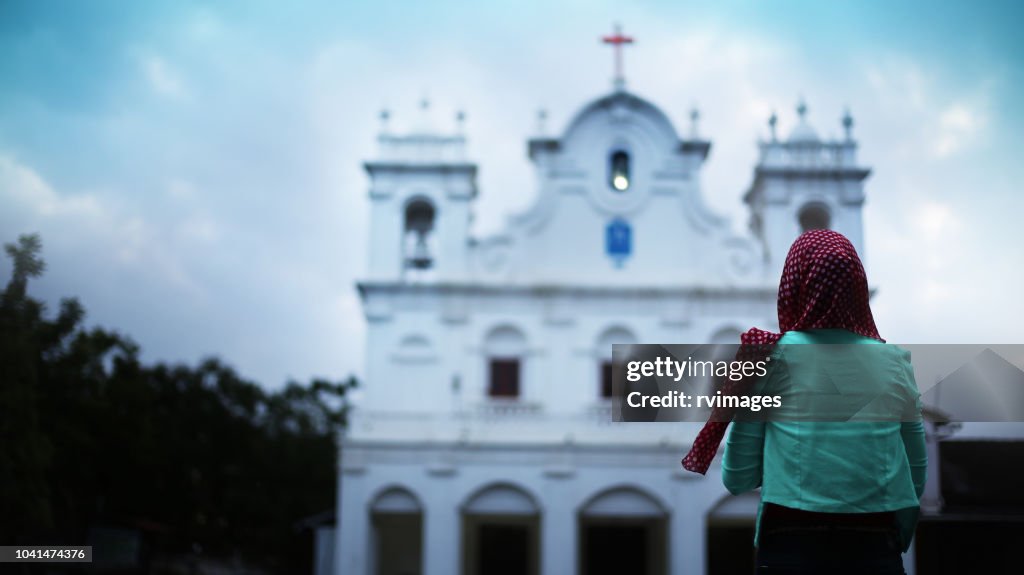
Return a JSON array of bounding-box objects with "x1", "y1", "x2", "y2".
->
[
  {"x1": 601, "y1": 23, "x2": 635, "y2": 91},
  {"x1": 768, "y1": 110, "x2": 778, "y2": 141},
  {"x1": 796, "y1": 97, "x2": 808, "y2": 121},
  {"x1": 413, "y1": 94, "x2": 435, "y2": 133},
  {"x1": 456, "y1": 109, "x2": 466, "y2": 133},
  {"x1": 536, "y1": 108, "x2": 548, "y2": 134},
  {"x1": 379, "y1": 108, "x2": 391, "y2": 133},
  {"x1": 689, "y1": 106, "x2": 700, "y2": 138},
  {"x1": 842, "y1": 107, "x2": 854, "y2": 141}
]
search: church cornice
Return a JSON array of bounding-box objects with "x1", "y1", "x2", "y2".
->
[
  {"x1": 363, "y1": 161, "x2": 478, "y2": 177},
  {"x1": 752, "y1": 165, "x2": 871, "y2": 181},
  {"x1": 357, "y1": 280, "x2": 776, "y2": 299},
  {"x1": 528, "y1": 137, "x2": 710, "y2": 162}
]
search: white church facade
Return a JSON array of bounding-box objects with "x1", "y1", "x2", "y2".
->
[{"x1": 334, "y1": 44, "x2": 874, "y2": 575}]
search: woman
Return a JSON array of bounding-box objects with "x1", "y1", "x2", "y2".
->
[{"x1": 683, "y1": 229, "x2": 928, "y2": 574}]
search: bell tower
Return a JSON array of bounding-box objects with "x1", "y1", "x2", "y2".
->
[
  {"x1": 363, "y1": 101, "x2": 477, "y2": 282},
  {"x1": 745, "y1": 100, "x2": 872, "y2": 279}
]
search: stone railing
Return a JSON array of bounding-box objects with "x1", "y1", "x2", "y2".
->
[
  {"x1": 474, "y1": 400, "x2": 544, "y2": 419},
  {"x1": 758, "y1": 141, "x2": 857, "y2": 169},
  {"x1": 377, "y1": 133, "x2": 467, "y2": 163}
]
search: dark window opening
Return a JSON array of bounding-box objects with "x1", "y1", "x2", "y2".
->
[
  {"x1": 478, "y1": 524, "x2": 529, "y2": 575},
  {"x1": 579, "y1": 517, "x2": 667, "y2": 575},
  {"x1": 609, "y1": 150, "x2": 630, "y2": 192},
  {"x1": 601, "y1": 361, "x2": 614, "y2": 399},
  {"x1": 404, "y1": 199, "x2": 436, "y2": 270},
  {"x1": 489, "y1": 359, "x2": 520, "y2": 398},
  {"x1": 582, "y1": 524, "x2": 647, "y2": 575}
]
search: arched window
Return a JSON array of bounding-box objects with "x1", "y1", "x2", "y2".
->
[
  {"x1": 463, "y1": 483, "x2": 541, "y2": 516},
  {"x1": 484, "y1": 326, "x2": 527, "y2": 399},
  {"x1": 404, "y1": 199, "x2": 436, "y2": 270},
  {"x1": 609, "y1": 150, "x2": 631, "y2": 192},
  {"x1": 370, "y1": 487, "x2": 424, "y2": 575},
  {"x1": 798, "y1": 202, "x2": 831, "y2": 232},
  {"x1": 393, "y1": 334, "x2": 437, "y2": 363}
]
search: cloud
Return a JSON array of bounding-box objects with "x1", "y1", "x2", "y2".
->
[
  {"x1": 859, "y1": 55, "x2": 993, "y2": 162},
  {"x1": 141, "y1": 54, "x2": 188, "y2": 100},
  {"x1": 932, "y1": 103, "x2": 985, "y2": 158},
  {"x1": 845, "y1": 50, "x2": 1024, "y2": 342},
  {"x1": 915, "y1": 201, "x2": 962, "y2": 243},
  {"x1": 166, "y1": 178, "x2": 198, "y2": 201},
  {"x1": 0, "y1": 153, "x2": 204, "y2": 300},
  {"x1": 0, "y1": 152, "x2": 364, "y2": 386},
  {"x1": 3, "y1": 0, "x2": 1022, "y2": 390},
  {"x1": 0, "y1": 154, "x2": 101, "y2": 218}
]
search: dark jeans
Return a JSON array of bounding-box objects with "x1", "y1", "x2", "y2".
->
[{"x1": 756, "y1": 526, "x2": 906, "y2": 575}]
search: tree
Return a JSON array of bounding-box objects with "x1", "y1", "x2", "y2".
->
[
  {"x1": 0, "y1": 234, "x2": 356, "y2": 572},
  {"x1": 0, "y1": 233, "x2": 58, "y2": 538}
]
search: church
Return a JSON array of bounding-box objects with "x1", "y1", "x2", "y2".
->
[{"x1": 334, "y1": 29, "x2": 876, "y2": 575}]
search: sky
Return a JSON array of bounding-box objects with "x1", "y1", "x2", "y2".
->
[{"x1": 1, "y1": 0, "x2": 1023, "y2": 388}]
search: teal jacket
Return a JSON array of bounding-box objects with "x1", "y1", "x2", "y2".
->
[{"x1": 721, "y1": 329, "x2": 928, "y2": 552}]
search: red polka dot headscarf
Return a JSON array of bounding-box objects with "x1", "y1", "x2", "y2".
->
[{"x1": 681, "y1": 229, "x2": 883, "y2": 474}]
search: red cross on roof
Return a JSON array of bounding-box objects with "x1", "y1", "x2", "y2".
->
[{"x1": 601, "y1": 23, "x2": 635, "y2": 90}]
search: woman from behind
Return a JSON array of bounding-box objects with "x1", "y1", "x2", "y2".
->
[{"x1": 687, "y1": 229, "x2": 927, "y2": 574}]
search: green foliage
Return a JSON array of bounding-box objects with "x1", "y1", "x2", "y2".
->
[{"x1": 0, "y1": 234, "x2": 357, "y2": 571}]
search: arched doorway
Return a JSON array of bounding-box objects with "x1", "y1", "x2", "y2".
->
[
  {"x1": 578, "y1": 486, "x2": 668, "y2": 575},
  {"x1": 370, "y1": 486, "x2": 423, "y2": 575},
  {"x1": 461, "y1": 483, "x2": 540, "y2": 575},
  {"x1": 706, "y1": 492, "x2": 759, "y2": 574}
]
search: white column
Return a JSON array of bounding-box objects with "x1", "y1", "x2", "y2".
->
[
  {"x1": 672, "y1": 477, "x2": 714, "y2": 575},
  {"x1": 336, "y1": 471, "x2": 370, "y2": 575},
  {"x1": 423, "y1": 487, "x2": 459, "y2": 575},
  {"x1": 671, "y1": 504, "x2": 703, "y2": 575},
  {"x1": 541, "y1": 481, "x2": 576, "y2": 575}
]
